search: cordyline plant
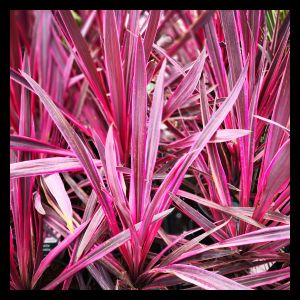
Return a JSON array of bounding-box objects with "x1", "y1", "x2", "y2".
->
[{"x1": 10, "y1": 10, "x2": 290, "y2": 290}]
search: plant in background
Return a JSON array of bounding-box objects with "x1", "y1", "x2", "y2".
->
[{"x1": 10, "y1": 10, "x2": 290, "y2": 290}]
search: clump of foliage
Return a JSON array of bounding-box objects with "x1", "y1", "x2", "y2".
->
[{"x1": 10, "y1": 10, "x2": 290, "y2": 290}]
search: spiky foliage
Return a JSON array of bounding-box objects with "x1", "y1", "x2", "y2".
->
[{"x1": 10, "y1": 10, "x2": 290, "y2": 290}]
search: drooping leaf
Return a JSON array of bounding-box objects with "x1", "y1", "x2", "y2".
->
[{"x1": 148, "y1": 264, "x2": 252, "y2": 290}]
